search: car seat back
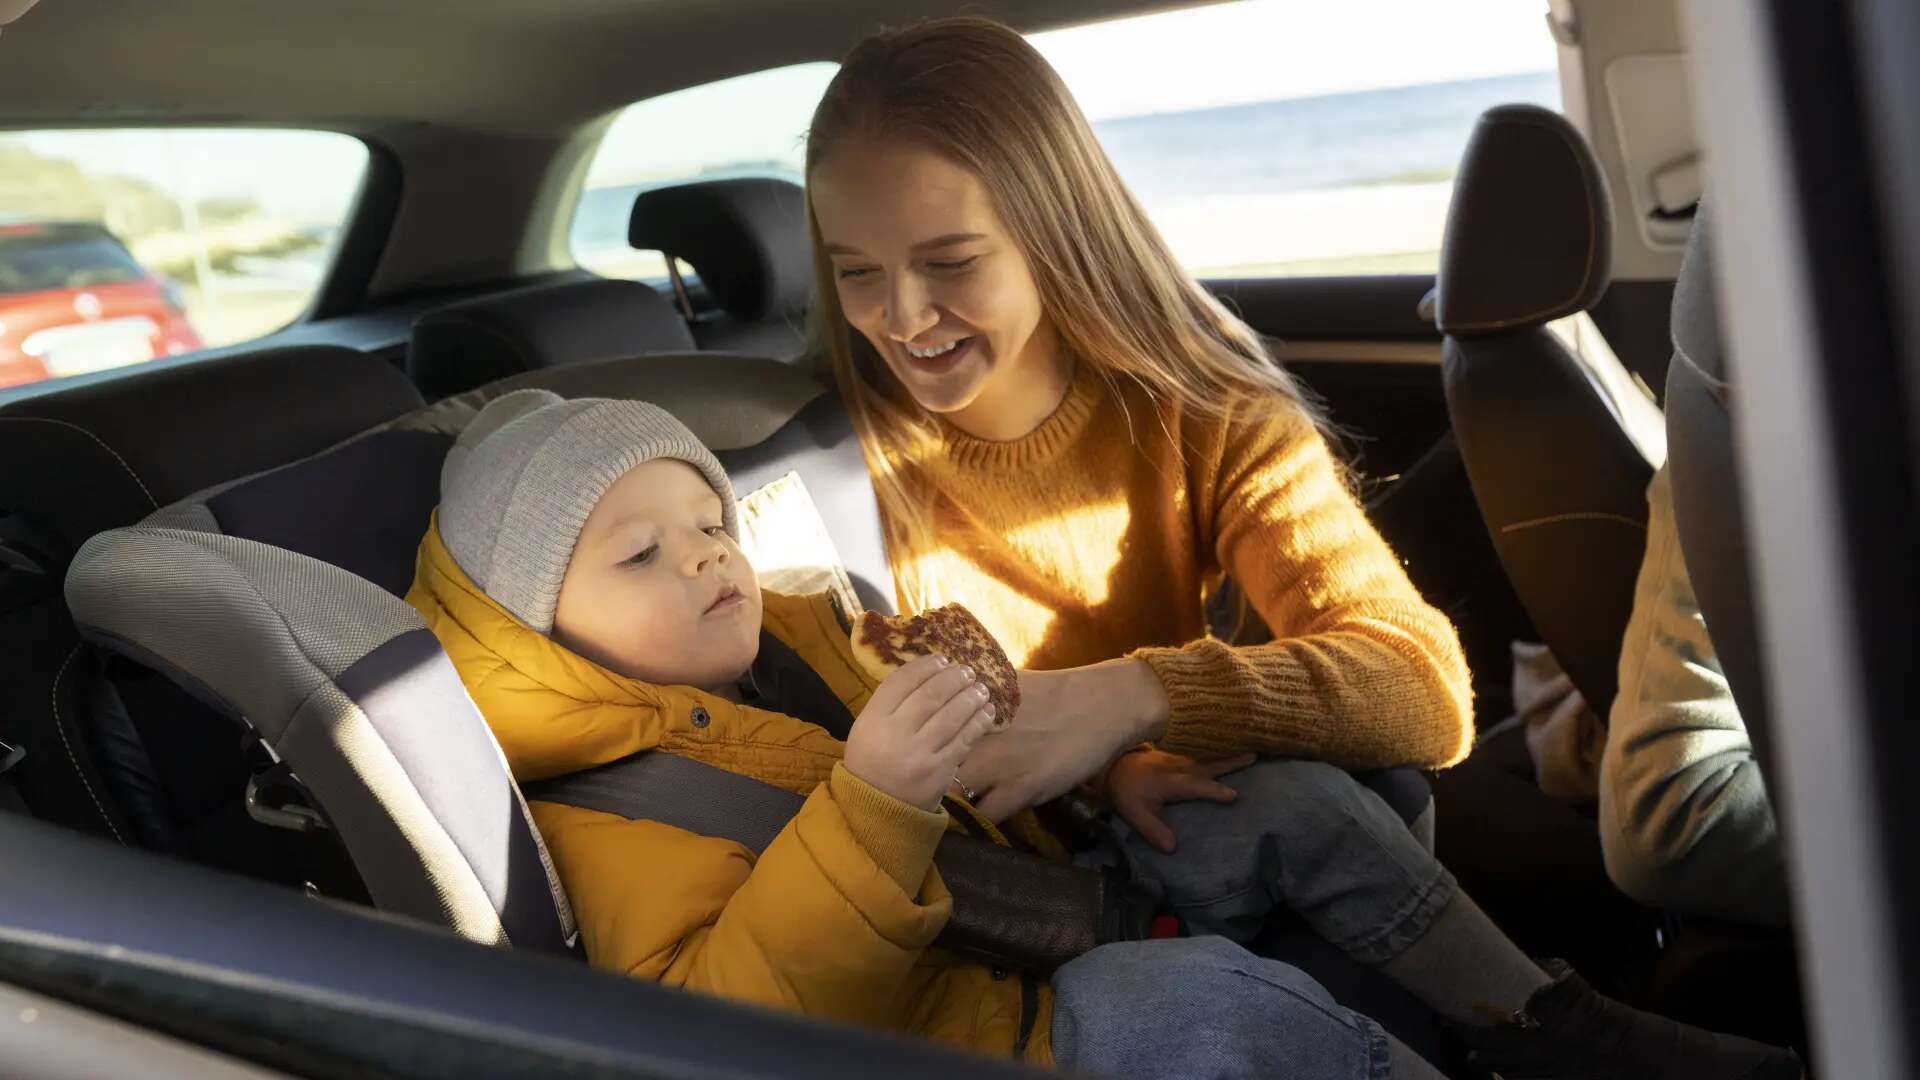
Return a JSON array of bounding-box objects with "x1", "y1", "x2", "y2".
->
[
  {"x1": 0, "y1": 345, "x2": 422, "y2": 865},
  {"x1": 408, "y1": 278, "x2": 698, "y2": 401},
  {"x1": 1437, "y1": 104, "x2": 1665, "y2": 717}
]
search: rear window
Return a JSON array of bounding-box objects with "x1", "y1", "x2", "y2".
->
[
  {"x1": 573, "y1": 0, "x2": 1559, "y2": 283},
  {"x1": 0, "y1": 129, "x2": 368, "y2": 389}
]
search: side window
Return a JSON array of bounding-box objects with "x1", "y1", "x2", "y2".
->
[
  {"x1": 571, "y1": 62, "x2": 839, "y2": 282},
  {"x1": 0, "y1": 129, "x2": 367, "y2": 388},
  {"x1": 1031, "y1": 0, "x2": 1561, "y2": 277}
]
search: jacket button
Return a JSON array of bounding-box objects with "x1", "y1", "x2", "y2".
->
[{"x1": 691, "y1": 707, "x2": 710, "y2": 728}]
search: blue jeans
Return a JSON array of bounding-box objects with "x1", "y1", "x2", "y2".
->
[
  {"x1": 1049, "y1": 760, "x2": 1458, "y2": 1077},
  {"x1": 1050, "y1": 937, "x2": 1392, "y2": 1079},
  {"x1": 1092, "y1": 758, "x2": 1457, "y2": 963}
]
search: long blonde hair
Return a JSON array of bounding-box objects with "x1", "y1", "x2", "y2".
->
[{"x1": 805, "y1": 17, "x2": 1322, "y2": 606}]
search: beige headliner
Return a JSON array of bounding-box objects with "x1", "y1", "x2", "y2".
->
[{"x1": 0, "y1": 0, "x2": 1197, "y2": 136}]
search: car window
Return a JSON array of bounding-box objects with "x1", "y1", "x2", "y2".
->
[
  {"x1": 572, "y1": 1, "x2": 1558, "y2": 284},
  {"x1": 0, "y1": 129, "x2": 367, "y2": 389},
  {"x1": 571, "y1": 62, "x2": 839, "y2": 282},
  {"x1": 1030, "y1": 0, "x2": 1561, "y2": 277}
]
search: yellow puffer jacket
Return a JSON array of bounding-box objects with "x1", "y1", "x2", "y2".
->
[{"x1": 407, "y1": 515, "x2": 1055, "y2": 1064}]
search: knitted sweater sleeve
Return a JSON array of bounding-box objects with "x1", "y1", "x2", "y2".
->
[{"x1": 1132, "y1": 406, "x2": 1475, "y2": 769}]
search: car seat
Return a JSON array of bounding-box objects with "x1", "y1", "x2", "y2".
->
[
  {"x1": 1437, "y1": 103, "x2": 1666, "y2": 718},
  {"x1": 0, "y1": 344, "x2": 422, "y2": 877},
  {"x1": 57, "y1": 353, "x2": 902, "y2": 950}
]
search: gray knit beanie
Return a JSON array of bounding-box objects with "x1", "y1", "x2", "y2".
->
[{"x1": 438, "y1": 389, "x2": 738, "y2": 634}]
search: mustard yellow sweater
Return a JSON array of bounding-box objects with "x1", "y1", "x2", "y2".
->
[{"x1": 887, "y1": 369, "x2": 1475, "y2": 770}]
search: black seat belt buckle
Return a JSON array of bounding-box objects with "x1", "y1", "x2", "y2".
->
[{"x1": 0, "y1": 737, "x2": 22, "y2": 776}]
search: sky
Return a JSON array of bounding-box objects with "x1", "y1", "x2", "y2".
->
[{"x1": 5, "y1": 0, "x2": 1558, "y2": 218}]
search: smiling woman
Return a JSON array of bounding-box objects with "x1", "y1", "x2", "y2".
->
[
  {"x1": 803, "y1": 10, "x2": 1472, "y2": 811},
  {"x1": 789, "y1": 21, "x2": 1806, "y2": 1078}
]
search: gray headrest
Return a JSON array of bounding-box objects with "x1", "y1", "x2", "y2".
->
[
  {"x1": 1670, "y1": 201, "x2": 1725, "y2": 400},
  {"x1": 628, "y1": 178, "x2": 812, "y2": 323},
  {"x1": 409, "y1": 279, "x2": 697, "y2": 401},
  {"x1": 64, "y1": 527, "x2": 575, "y2": 955},
  {"x1": 1438, "y1": 104, "x2": 1614, "y2": 336}
]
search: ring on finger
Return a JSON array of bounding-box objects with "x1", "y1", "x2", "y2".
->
[{"x1": 953, "y1": 773, "x2": 978, "y2": 802}]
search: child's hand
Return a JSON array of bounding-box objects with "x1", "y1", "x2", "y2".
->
[
  {"x1": 845, "y1": 654, "x2": 998, "y2": 811},
  {"x1": 1108, "y1": 749, "x2": 1257, "y2": 854}
]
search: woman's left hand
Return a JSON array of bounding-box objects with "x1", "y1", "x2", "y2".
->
[
  {"x1": 958, "y1": 659, "x2": 1171, "y2": 822},
  {"x1": 1107, "y1": 749, "x2": 1257, "y2": 854}
]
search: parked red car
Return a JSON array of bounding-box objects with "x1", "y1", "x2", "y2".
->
[{"x1": 0, "y1": 222, "x2": 203, "y2": 388}]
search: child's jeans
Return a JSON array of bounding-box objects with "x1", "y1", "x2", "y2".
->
[{"x1": 1050, "y1": 936, "x2": 1393, "y2": 1079}]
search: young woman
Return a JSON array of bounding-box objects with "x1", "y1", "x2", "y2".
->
[{"x1": 804, "y1": 16, "x2": 1803, "y2": 1080}]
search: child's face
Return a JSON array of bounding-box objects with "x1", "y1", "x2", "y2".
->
[{"x1": 552, "y1": 459, "x2": 762, "y2": 692}]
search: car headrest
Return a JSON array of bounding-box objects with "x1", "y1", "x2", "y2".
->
[
  {"x1": 408, "y1": 279, "x2": 697, "y2": 401},
  {"x1": 64, "y1": 526, "x2": 577, "y2": 955},
  {"x1": 1437, "y1": 104, "x2": 1614, "y2": 336},
  {"x1": 628, "y1": 178, "x2": 812, "y2": 323},
  {"x1": 1670, "y1": 200, "x2": 1724, "y2": 401},
  {"x1": 0, "y1": 345, "x2": 423, "y2": 555}
]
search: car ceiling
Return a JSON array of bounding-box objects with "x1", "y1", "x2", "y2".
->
[{"x1": 0, "y1": 0, "x2": 1198, "y2": 135}]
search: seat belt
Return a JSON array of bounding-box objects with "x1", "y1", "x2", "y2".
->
[
  {"x1": 523, "y1": 752, "x2": 1155, "y2": 975},
  {"x1": 525, "y1": 751, "x2": 801, "y2": 855}
]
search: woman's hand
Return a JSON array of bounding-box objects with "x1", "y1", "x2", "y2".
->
[
  {"x1": 958, "y1": 658, "x2": 1172, "y2": 822},
  {"x1": 844, "y1": 654, "x2": 998, "y2": 811},
  {"x1": 1107, "y1": 749, "x2": 1256, "y2": 854}
]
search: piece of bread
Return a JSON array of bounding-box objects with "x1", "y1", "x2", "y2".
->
[{"x1": 851, "y1": 604, "x2": 1020, "y2": 726}]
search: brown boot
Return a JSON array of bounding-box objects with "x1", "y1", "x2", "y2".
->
[{"x1": 1459, "y1": 961, "x2": 1805, "y2": 1079}]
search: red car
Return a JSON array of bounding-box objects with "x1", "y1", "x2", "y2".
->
[{"x1": 0, "y1": 222, "x2": 203, "y2": 388}]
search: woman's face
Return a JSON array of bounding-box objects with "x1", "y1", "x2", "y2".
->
[{"x1": 810, "y1": 139, "x2": 1063, "y2": 427}]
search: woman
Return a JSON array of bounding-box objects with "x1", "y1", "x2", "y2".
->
[{"x1": 804, "y1": 16, "x2": 1802, "y2": 1080}]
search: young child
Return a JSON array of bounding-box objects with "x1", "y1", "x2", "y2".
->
[{"x1": 409, "y1": 389, "x2": 1435, "y2": 1079}]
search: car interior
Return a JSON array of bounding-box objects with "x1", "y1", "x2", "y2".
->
[{"x1": 1, "y1": 0, "x2": 1915, "y2": 1076}]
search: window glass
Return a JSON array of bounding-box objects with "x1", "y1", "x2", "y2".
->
[
  {"x1": 571, "y1": 62, "x2": 838, "y2": 281},
  {"x1": 573, "y1": 2, "x2": 1558, "y2": 284},
  {"x1": 1031, "y1": 0, "x2": 1561, "y2": 276},
  {"x1": 0, "y1": 129, "x2": 367, "y2": 388}
]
